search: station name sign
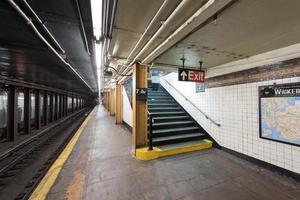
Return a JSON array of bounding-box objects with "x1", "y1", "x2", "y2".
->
[
  {"x1": 260, "y1": 84, "x2": 300, "y2": 97},
  {"x1": 136, "y1": 88, "x2": 147, "y2": 100},
  {"x1": 178, "y1": 68, "x2": 205, "y2": 83}
]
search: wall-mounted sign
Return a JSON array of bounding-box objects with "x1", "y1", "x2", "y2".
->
[
  {"x1": 196, "y1": 83, "x2": 205, "y2": 93},
  {"x1": 259, "y1": 83, "x2": 300, "y2": 146},
  {"x1": 136, "y1": 88, "x2": 147, "y2": 101},
  {"x1": 178, "y1": 68, "x2": 205, "y2": 82}
]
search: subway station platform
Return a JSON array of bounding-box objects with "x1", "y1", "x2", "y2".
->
[{"x1": 31, "y1": 106, "x2": 299, "y2": 200}]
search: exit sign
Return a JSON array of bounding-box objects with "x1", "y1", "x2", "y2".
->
[{"x1": 178, "y1": 68, "x2": 205, "y2": 82}]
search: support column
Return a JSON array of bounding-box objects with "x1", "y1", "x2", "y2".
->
[
  {"x1": 49, "y1": 92, "x2": 54, "y2": 122},
  {"x1": 24, "y1": 88, "x2": 31, "y2": 134},
  {"x1": 132, "y1": 63, "x2": 148, "y2": 152},
  {"x1": 110, "y1": 88, "x2": 115, "y2": 115},
  {"x1": 105, "y1": 92, "x2": 109, "y2": 110},
  {"x1": 7, "y1": 86, "x2": 18, "y2": 141},
  {"x1": 54, "y1": 93, "x2": 58, "y2": 120},
  {"x1": 43, "y1": 92, "x2": 48, "y2": 125},
  {"x1": 35, "y1": 90, "x2": 40, "y2": 129},
  {"x1": 115, "y1": 84, "x2": 123, "y2": 124}
]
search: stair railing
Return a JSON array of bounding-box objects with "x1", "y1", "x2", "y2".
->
[
  {"x1": 147, "y1": 110, "x2": 153, "y2": 150},
  {"x1": 162, "y1": 78, "x2": 221, "y2": 127}
]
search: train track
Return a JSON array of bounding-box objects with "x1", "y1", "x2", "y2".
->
[{"x1": 0, "y1": 108, "x2": 91, "y2": 200}]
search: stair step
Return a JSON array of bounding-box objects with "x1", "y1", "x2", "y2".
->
[
  {"x1": 149, "y1": 111, "x2": 186, "y2": 117},
  {"x1": 152, "y1": 133, "x2": 206, "y2": 146},
  {"x1": 152, "y1": 121, "x2": 194, "y2": 127},
  {"x1": 150, "y1": 121, "x2": 194, "y2": 130},
  {"x1": 148, "y1": 100, "x2": 175, "y2": 103},
  {"x1": 148, "y1": 103, "x2": 177, "y2": 106},
  {"x1": 153, "y1": 126, "x2": 199, "y2": 135},
  {"x1": 148, "y1": 96, "x2": 172, "y2": 98},
  {"x1": 148, "y1": 104, "x2": 178, "y2": 108},
  {"x1": 149, "y1": 107, "x2": 181, "y2": 111},
  {"x1": 152, "y1": 116, "x2": 190, "y2": 122}
]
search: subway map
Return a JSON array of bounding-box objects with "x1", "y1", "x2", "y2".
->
[{"x1": 260, "y1": 96, "x2": 300, "y2": 145}]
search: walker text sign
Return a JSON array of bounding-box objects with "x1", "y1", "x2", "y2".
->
[
  {"x1": 178, "y1": 68, "x2": 205, "y2": 82},
  {"x1": 136, "y1": 88, "x2": 147, "y2": 101}
]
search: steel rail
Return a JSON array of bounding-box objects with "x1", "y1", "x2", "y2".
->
[{"x1": 0, "y1": 108, "x2": 89, "y2": 163}]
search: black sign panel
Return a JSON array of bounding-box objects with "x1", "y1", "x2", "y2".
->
[
  {"x1": 178, "y1": 68, "x2": 205, "y2": 82},
  {"x1": 136, "y1": 88, "x2": 147, "y2": 101},
  {"x1": 259, "y1": 82, "x2": 300, "y2": 146},
  {"x1": 260, "y1": 84, "x2": 300, "y2": 98}
]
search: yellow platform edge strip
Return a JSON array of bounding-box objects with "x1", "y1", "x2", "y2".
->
[
  {"x1": 136, "y1": 139, "x2": 213, "y2": 161},
  {"x1": 29, "y1": 108, "x2": 95, "y2": 200}
]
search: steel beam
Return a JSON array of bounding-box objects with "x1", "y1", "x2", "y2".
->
[
  {"x1": 7, "y1": 86, "x2": 18, "y2": 141},
  {"x1": 49, "y1": 92, "x2": 54, "y2": 122},
  {"x1": 35, "y1": 90, "x2": 40, "y2": 129},
  {"x1": 24, "y1": 88, "x2": 31, "y2": 134},
  {"x1": 43, "y1": 92, "x2": 48, "y2": 125},
  {"x1": 54, "y1": 93, "x2": 58, "y2": 120}
]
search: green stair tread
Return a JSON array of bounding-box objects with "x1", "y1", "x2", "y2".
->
[
  {"x1": 149, "y1": 107, "x2": 181, "y2": 110},
  {"x1": 153, "y1": 126, "x2": 199, "y2": 134},
  {"x1": 150, "y1": 111, "x2": 185, "y2": 115},
  {"x1": 153, "y1": 121, "x2": 194, "y2": 126},
  {"x1": 152, "y1": 133, "x2": 205, "y2": 142},
  {"x1": 152, "y1": 116, "x2": 189, "y2": 120}
]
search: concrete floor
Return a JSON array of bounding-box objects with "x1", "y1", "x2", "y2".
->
[{"x1": 47, "y1": 106, "x2": 300, "y2": 200}]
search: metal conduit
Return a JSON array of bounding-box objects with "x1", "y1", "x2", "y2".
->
[
  {"x1": 115, "y1": 0, "x2": 191, "y2": 83},
  {"x1": 75, "y1": 0, "x2": 90, "y2": 55},
  {"x1": 111, "y1": 0, "x2": 170, "y2": 82},
  {"x1": 22, "y1": 0, "x2": 65, "y2": 54},
  {"x1": 7, "y1": 0, "x2": 93, "y2": 91}
]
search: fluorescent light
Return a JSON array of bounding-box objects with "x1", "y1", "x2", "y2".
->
[
  {"x1": 95, "y1": 43, "x2": 102, "y2": 94},
  {"x1": 91, "y1": 0, "x2": 102, "y2": 40}
]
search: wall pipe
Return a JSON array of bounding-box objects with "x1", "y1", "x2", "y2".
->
[{"x1": 7, "y1": 0, "x2": 93, "y2": 91}]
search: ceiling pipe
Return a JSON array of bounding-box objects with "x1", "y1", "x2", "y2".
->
[
  {"x1": 75, "y1": 0, "x2": 90, "y2": 55},
  {"x1": 7, "y1": 0, "x2": 93, "y2": 91},
  {"x1": 142, "y1": 0, "x2": 216, "y2": 63},
  {"x1": 117, "y1": 0, "x2": 218, "y2": 84},
  {"x1": 21, "y1": 0, "x2": 65, "y2": 54},
  {"x1": 111, "y1": 0, "x2": 170, "y2": 81},
  {"x1": 115, "y1": 0, "x2": 192, "y2": 83}
]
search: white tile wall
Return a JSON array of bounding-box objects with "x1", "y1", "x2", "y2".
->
[
  {"x1": 122, "y1": 86, "x2": 133, "y2": 127},
  {"x1": 161, "y1": 73, "x2": 300, "y2": 174}
]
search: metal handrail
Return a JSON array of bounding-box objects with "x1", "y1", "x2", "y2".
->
[
  {"x1": 147, "y1": 110, "x2": 153, "y2": 150},
  {"x1": 163, "y1": 78, "x2": 221, "y2": 127}
]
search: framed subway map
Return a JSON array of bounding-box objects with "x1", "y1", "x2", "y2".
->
[{"x1": 259, "y1": 83, "x2": 300, "y2": 146}]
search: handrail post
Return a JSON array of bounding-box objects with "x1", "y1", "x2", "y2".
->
[{"x1": 148, "y1": 113, "x2": 153, "y2": 151}]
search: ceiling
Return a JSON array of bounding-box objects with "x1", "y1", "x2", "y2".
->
[
  {"x1": 109, "y1": 0, "x2": 208, "y2": 64},
  {"x1": 108, "y1": 0, "x2": 300, "y2": 76},
  {"x1": 0, "y1": 0, "x2": 98, "y2": 95},
  {"x1": 154, "y1": 0, "x2": 300, "y2": 70}
]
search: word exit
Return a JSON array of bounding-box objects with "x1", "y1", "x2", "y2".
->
[{"x1": 178, "y1": 68, "x2": 205, "y2": 82}]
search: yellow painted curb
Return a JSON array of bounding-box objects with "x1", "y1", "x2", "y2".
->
[
  {"x1": 136, "y1": 139, "x2": 213, "y2": 160},
  {"x1": 29, "y1": 108, "x2": 95, "y2": 200}
]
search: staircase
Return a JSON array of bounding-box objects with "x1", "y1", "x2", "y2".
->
[{"x1": 148, "y1": 85, "x2": 210, "y2": 147}]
